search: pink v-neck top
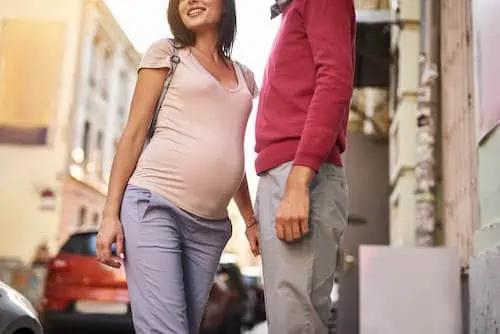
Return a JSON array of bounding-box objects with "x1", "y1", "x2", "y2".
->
[{"x1": 129, "y1": 39, "x2": 258, "y2": 220}]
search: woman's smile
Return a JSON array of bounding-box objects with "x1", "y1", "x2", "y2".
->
[
  {"x1": 180, "y1": 0, "x2": 223, "y2": 32},
  {"x1": 187, "y1": 6, "x2": 206, "y2": 17}
]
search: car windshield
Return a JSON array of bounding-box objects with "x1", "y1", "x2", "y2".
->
[
  {"x1": 60, "y1": 233, "x2": 117, "y2": 256},
  {"x1": 60, "y1": 233, "x2": 97, "y2": 256}
]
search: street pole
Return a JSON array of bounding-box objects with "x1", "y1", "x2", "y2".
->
[{"x1": 415, "y1": 0, "x2": 441, "y2": 246}]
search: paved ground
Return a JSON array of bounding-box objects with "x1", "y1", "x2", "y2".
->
[
  {"x1": 244, "y1": 322, "x2": 268, "y2": 334},
  {"x1": 65, "y1": 322, "x2": 269, "y2": 334}
]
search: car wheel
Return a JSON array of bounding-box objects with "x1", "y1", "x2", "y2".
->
[
  {"x1": 40, "y1": 325, "x2": 61, "y2": 334},
  {"x1": 13, "y1": 330, "x2": 35, "y2": 334}
]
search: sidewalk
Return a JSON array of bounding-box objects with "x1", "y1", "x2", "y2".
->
[{"x1": 243, "y1": 322, "x2": 268, "y2": 334}]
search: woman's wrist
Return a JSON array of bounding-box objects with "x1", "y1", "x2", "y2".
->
[
  {"x1": 102, "y1": 203, "x2": 120, "y2": 219},
  {"x1": 245, "y1": 214, "x2": 258, "y2": 228}
]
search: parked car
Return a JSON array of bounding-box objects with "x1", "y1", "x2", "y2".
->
[
  {"x1": 39, "y1": 231, "x2": 133, "y2": 334},
  {"x1": 0, "y1": 280, "x2": 43, "y2": 334},
  {"x1": 200, "y1": 262, "x2": 249, "y2": 334},
  {"x1": 241, "y1": 274, "x2": 266, "y2": 330},
  {"x1": 198, "y1": 274, "x2": 231, "y2": 333}
]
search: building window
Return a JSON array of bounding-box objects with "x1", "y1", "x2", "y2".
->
[
  {"x1": 78, "y1": 207, "x2": 87, "y2": 227},
  {"x1": 96, "y1": 130, "x2": 104, "y2": 177},
  {"x1": 82, "y1": 121, "x2": 91, "y2": 162},
  {"x1": 117, "y1": 106, "x2": 125, "y2": 125},
  {"x1": 101, "y1": 49, "x2": 112, "y2": 100},
  {"x1": 119, "y1": 70, "x2": 128, "y2": 99},
  {"x1": 89, "y1": 34, "x2": 99, "y2": 87},
  {"x1": 93, "y1": 213, "x2": 100, "y2": 227},
  {"x1": 117, "y1": 70, "x2": 129, "y2": 129}
]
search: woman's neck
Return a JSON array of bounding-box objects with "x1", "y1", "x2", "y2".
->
[{"x1": 193, "y1": 31, "x2": 222, "y2": 63}]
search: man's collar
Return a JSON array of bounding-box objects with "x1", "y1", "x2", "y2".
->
[{"x1": 270, "y1": 0, "x2": 292, "y2": 19}]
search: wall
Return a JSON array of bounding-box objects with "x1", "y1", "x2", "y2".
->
[
  {"x1": 338, "y1": 131, "x2": 390, "y2": 334},
  {"x1": 59, "y1": 178, "x2": 106, "y2": 243},
  {"x1": 470, "y1": 0, "x2": 500, "y2": 334},
  {"x1": 472, "y1": 0, "x2": 500, "y2": 254},
  {"x1": 388, "y1": 0, "x2": 421, "y2": 246},
  {"x1": 440, "y1": 0, "x2": 478, "y2": 266},
  {"x1": 469, "y1": 1, "x2": 500, "y2": 332},
  {"x1": 476, "y1": 129, "x2": 500, "y2": 248},
  {"x1": 0, "y1": 0, "x2": 84, "y2": 262}
]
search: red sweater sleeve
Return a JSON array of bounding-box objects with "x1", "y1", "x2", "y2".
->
[{"x1": 293, "y1": 0, "x2": 355, "y2": 171}]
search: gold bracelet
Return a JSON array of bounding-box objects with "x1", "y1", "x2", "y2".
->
[{"x1": 245, "y1": 216, "x2": 258, "y2": 228}]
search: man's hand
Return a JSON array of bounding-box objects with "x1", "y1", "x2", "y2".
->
[{"x1": 275, "y1": 166, "x2": 315, "y2": 242}]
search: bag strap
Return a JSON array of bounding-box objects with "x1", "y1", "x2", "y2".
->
[
  {"x1": 146, "y1": 39, "x2": 181, "y2": 141},
  {"x1": 235, "y1": 61, "x2": 255, "y2": 97}
]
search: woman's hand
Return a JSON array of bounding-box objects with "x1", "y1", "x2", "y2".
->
[
  {"x1": 232, "y1": 174, "x2": 260, "y2": 256},
  {"x1": 245, "y1": 216, "x2": 260, "y2": 257},
  {"x1": 96, "y1": 215, "x2": 125, "y2": 268}
]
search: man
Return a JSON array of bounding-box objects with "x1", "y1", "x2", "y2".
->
[{"x1": 252, "y1": 0, "x2": 356, "y2": 332}]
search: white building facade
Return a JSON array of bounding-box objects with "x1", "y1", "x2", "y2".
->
[
  {"x1": 59, "y1": 0, "x2": 139, "y2": 243},
  {"x1": 0, "y1": 0, "x2": 139, "y2": 262}
]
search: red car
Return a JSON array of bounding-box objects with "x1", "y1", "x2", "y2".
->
[{"x1": 40, "y1": 231, "x2": 133, "y2": 333}]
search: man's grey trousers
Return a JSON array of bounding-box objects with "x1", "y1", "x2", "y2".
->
[{"x1": 256, "y1": 162, "x2": 348, "y2": 334}]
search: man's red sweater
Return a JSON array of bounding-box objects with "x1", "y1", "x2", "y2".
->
[{"x1": 255, "y1": 0, "x2": 356, "y2": 174}]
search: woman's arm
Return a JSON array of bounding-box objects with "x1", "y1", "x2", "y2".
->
[
  {"x1": 233, "y1": 174, "x2": 260, "y2": 256},
  {"x1": 102, "y1": 68, "x2": 168, "y2": 218},
  {"x1": 97, "y1": 67, "x2": 168, "y2": 267},
  {"x1": 233, "y1": 175, "x2": 255, "y2": 226}
]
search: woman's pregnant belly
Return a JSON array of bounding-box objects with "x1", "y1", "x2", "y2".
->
[{"x1": 130, "y1": 131, "x2": 245, "y2": 219}]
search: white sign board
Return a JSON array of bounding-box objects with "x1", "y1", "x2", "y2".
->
[{"x1": 359, "y1": 245, "x2": 462, "y2": 334}]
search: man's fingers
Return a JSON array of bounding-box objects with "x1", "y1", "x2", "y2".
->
[
  {"x1": 291, "y1": 221, "x2": 301, "y2": 240},
  {"x1": 284, "y1": 223, "x2": 294, "y2": 242},
  {"x1": 276, "y1": 221, "x2": 285, "y2": 240},
  {"x1": 300, "y1": 217, "x2": 309, "y2": 236},
  {"x1": 276, "y1": 217, "x2": 305, "y2": 242}
]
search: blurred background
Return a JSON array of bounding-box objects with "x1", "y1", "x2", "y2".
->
[{"x1": 0, "y1": 0, "x2": 499, "y2": 333}]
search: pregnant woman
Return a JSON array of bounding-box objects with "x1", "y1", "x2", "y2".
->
[{"x1": 95, "y1": 0, "x2": 259, "y2": 333}]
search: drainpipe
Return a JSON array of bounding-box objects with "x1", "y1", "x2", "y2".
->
[{"x1": 415, "y1": 0, "x2": 441, "y2": 246}]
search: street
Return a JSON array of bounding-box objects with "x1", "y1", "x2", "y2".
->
[
  {"x1": 244, "y1": 322, "x2": 268, "y2": 334},
  {"x1": 59, "y1": 322, "x2": 268, "y2": 334}
]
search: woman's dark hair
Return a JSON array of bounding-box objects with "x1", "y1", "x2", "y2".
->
[{"x1": 167, "y1": 0, "x2": 237, "y2": 59}]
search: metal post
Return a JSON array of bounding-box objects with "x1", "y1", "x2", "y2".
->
[{"x1": 415, "y1": 0, "x2": 441, "y2": 246}]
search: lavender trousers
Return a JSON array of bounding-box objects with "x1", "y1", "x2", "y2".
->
[{"x1": 120, "y1": 185, "x2": 232, "y2": 334}]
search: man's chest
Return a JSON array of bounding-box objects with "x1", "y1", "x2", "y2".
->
[{"x1": 267, "y1": 9, "x2": 313, "y2": 75}]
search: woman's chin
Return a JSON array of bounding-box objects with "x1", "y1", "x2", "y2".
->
[{"x1": 184, "y1": 20, "x2": 219, "y2": 35}]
